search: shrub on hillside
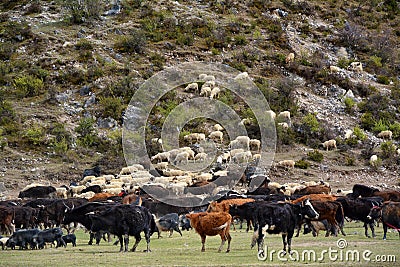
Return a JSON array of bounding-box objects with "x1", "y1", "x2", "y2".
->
[
  {"x1": 307, "y1": 150, "x2": 324, "y2": 162},
  {"x1": 13, "y1": 75, "x2": 44, "y2": 98}
]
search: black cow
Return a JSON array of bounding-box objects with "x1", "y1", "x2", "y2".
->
[
  {"x1": 7, "y1": 229, "x2": 41, "y2": 249},
  {"x1": 367, "y1": 201, "x2": 400, "y2": 240},
  {"x1": 154, "y1": 213, "x2": 182, "y2": 238},
  {"x1": 23, "y1": 198, "x2": 58, "y2": 228},
  {"x1": 43, "y1": 198, "x2": 88, "y2": 228},
  {"x1": 82, "y1": 166, "x2": 101, "y2": 178},
  {"x1": 179, "y1": 215, "x2": 191, "y2": 231},
  {"x1": 62, "y1": 233, "x2": 77, "y2": 247},
  {"x1": 63, "y1": 202, "x2": 116, "y2": 245},
  {"x1": 251, "y1": 199, "x2": 319, "y2": 256},
  {"x1": 350, "y1": 184, "x2": 379, "y2": 198},
  {"x1": 81, "y1": 185, "x2": 102, "y2": 194},
  {"x1": 336, "y1": 196, "x2": 383, "y2": 238},
  {"x1": 33, "y1": 228, "x2": 65, "y2": 249},
  {"x1": 12, "y1": 206, "x2": 38, "y2": 229},
  {"x1": 229, "y1": 202, "x2": 259, "y2": 232},
  {"x1": 18, "y1": 186, "x2": 56, "y2": 199},
  {"x1": 89, "y1": 204, "x2": 157, "y2": 252}
]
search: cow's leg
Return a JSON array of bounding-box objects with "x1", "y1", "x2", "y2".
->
[
  {"x1": 382, "y1": 224, "x2": 387, "y2": 240},
  {"x1": 131, "y1": 234, "x2": 141, "y2": 252},
  {"x1": 370, "y1": 222, "x2": 376, "y2": 238},
  {"x1": 118, "y1": 235, "x2": 124, "y2": 252},
  {"x1": 218, "y1": 233, "x2": 226, "y2": 253},
  {"x1": 363, "y1": 222, "x2": 371, "y2": 238},
  {"x1": 287, "y1": 231, "x2": 294, "y2": 254},
  {"x1": 144, "y1": 229, "x2": 151, "y2": 252},
  {"x1": 281, "y1": 234, "x2": 287, "y2": 254},
  {"x1": 201, "y1": 234, "x2": 206, "y2": 252},
  {"x1": 169, "y1": 229, "x2": 173, "y2": 238},
  {"x1": 123, "y1": 234, "x2": 129, "y2": 252},
  {"x1": 226, "y1": 233, "x2": 231, "y2": 253}
]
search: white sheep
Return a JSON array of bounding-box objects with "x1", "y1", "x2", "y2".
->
[
  {"x1": 322, "y1": 139, "x2": 337, "y2": 151},
  {"x1": 285, "y1": 52, "x2": 295, "y2": 64},
  {"x1": 154, "y1": 162, "x2": 169, "y2": 170},
  {"x1": 174, "y1": 151, "x2": 189, "y2": 165},
  {"x1": 277, "y1": 122, "x2": 289, "y2": 129},
  {"x1": 249, "y1": 139, "x2": 261, "y2": 151},
  {"x1": 277, "y1": 111, "x2": 291, "y2": 124},
  {"x1": 252, "y1": 153, "x2": 261, "y2": 161},
  {"x1": 194, "y1": 172, "x2": 213, "y2": 182},
  {"x1": 213, "y1": 124, "x2": 224, "y2": 132},
  {"x1": 266, "y1": 110, "x2": 276, "y2": 121},
  {"x1": 301, "y1": 181, "x2": 318, "y2": 186},
  {"x1": 179, "y1": 147, "x2": 195, "y2": 160},
  {"x1": 81, "y1": 175, "x2": 96, "y2": 185},
  {"x1": 234, "y1": 136, "x2": 250, "y2": 150},
  {"x1": 344, "y1": 129, "x2": 353, "y2": 139},
  {"x1": 198, "y1": 73, "x2": 207, "y2": 80},
  {"x1": 151, "y1": 152, "x2": 170, "y2": 163},
  {"x1": 200, "y1": 86, "x2": 211, "y2": 97},
  {"x1": 234, "y1": 72, "x2": 249, "y2": 80},
  {"x1": 194, "y1": 152, "x2": 207, "y2": 162},
  {"x1": 204, "y1": 75, "x2": 216, "y2": 82},
  {"x1": 75, "y1": 191, "x2": 96, "y2": 199},
  {"x1": 239, "y1": 118, "x2": 251, "y2": 126},
  {"x1": 329, "y1": 66, "x2": 341, "y2": 73},
  {"x1": 276, "y1": 159, "x2": 295, "y2": 169},
  {"x1": 208, "y1": 130, "x2": 223, "y2": 143},
  {"x1": 168, "y1": 182, "x2": 187, "y2": 195},
  {"x1": 377, "y1": 130, "x2": 392, "y2": 140},
  {"x1": 397, "y1": 148, "x2": 400, "y2": 155},
  {"x1": 232, "y1": 151, "x2": 252, "y2": 163},
  {"x1": 55, "y1": 187, "x2": 68, "y2": 199},
  {"x1": 209, "y1": 87, "x2": 221, "y2": 99},
  {"x1": 184, "y1": 82, "x2": 198, "y2": 92},
  {"x1": 70, "y1": 185, "x2": 86, "y2": 196},
  {"x1": 184, "y1": 133, "x2": 205, "y2": 144},
  {"x1": 347, "y1": 61, "x2": 363, "y2": 73},
  {"x1": 369, "y1": 155, "x2": 378, "y2": 167},
  {"x1": 229, "y1": 148, "x2": 244, "y2": 158},
  {"x1": 163, "y1": 169, "x2": 185, "y2": 177},
  {"x1": 151, "y1": 137, "x2": 163, "y2": 146},
  {"x1": 130, "y1": 177, "x2": 151, "y2": 186}
]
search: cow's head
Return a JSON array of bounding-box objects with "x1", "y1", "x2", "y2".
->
[
  {"x1": 302, "y1": 199, "x2": 319, "y2": 219},
  {"x1": 367, "y1": 206, "x2": 382, "y2": 220}
]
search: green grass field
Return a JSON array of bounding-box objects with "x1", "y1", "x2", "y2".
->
[{"x1": 0, "y1": 221, "x2": 398, "y2": 267}]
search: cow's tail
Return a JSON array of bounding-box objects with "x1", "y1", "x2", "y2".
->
[{"x1": 213, "y1": 221, "x2": 228, "y2": 231}]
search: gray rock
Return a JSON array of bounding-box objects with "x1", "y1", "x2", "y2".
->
[
  {"x1": 84, "y1": 93, "x2": 96, "y2": 108},
  {"x1": 80, "y1": 85, "x2": 90, "y2": 96},
  {"x1": 97, "y1": 117, "x2": 118, "y2": 128}
]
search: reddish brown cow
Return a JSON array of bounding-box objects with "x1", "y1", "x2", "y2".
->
[
  {"x1": 186, "y1": 212, "x2": 232, "y2": 252},
  {"x1": 292, "y1": 194, "x2": 337, "y2": 204},
  {"x1": 294, "y1": 185, "x2": 331, "y2": 195},
  {"x1": 122, "y1": 193, "x2": 143, "y2": 205},
  {"x1": 0, "y1": 206, "x2": 14, "y2": 235},
  {"x1": 88, "y1": 192, "x2": 116, "y2": 202},
  {"x1": 373, "y1": 190, "x2": 400, "y2": 202},
  {"x1": 206, "y1": 199, "x2": 255, "y2": 213},
  {"x1": 308, "y1": 200, "x2": 345, "y2": 237}
]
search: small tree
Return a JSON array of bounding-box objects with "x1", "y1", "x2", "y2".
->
[{"x1": 75, "y1": 117, "x2": 98, "y2": 147}]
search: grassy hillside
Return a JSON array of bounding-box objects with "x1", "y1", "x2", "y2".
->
[{"x1": 0, "y1": 0, "x2": 399, "y2": 194}]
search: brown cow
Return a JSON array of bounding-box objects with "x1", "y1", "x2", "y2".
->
[
  {"x1": 186, "y1": 212, "x2": 232, "y2": 252},
  {"x1": 206, "y1": 199, "x2": 255, "y2": 213},
  {"x1": 292, "y1": 194, "x2": 337, "y2": 204},
  {"x1": 122, "y1": 193, "x2": 142, "y2": 205},
  {"x1": 294, "y1": 185, "x2": 331, "y2": 195},
  {"x1": 0, "y1": 206, "x2": 15, "y2": 235},
  {"x1": 307, "y1": 200, "x2": 345, "y2": 237},
  {"x1": 373, "y1": 190, "x2": 400, "y2": 202},
  {"x1": 88, "y1": 192, "x2": 116, "y2": 202}
]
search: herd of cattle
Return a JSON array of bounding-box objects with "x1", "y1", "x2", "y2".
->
[{"x1": 0, "y1": 181, "x2": 399, "y2": 255}]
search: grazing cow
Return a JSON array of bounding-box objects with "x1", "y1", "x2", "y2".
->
[
  {"x1": 42, "y1": 198, "x2": 88, "y2": 228},
  {"x1": 206, "y1": 199, "x2": 255, "y2": 213},
  {"x1": 18, "y1": 186, "x2": 57, "y2": 199},
  {"x1": 186, "y1": 212, "x2": 232, "y2": 252},
  {"x1": 302, "y1": 200, "x2": 345, "y2": 237},
  {"x1": 89, "y1": 204, "x2": 157, "y2": 252},
  {"x1": 33, "y1": 227, "x2": 65, "y2": 249},
  {"x1": 62, "y1": 233, "x2": 77, "y2": 247},
  {"x1": 154, "y1": 213, "x2": 182, "y2": 238},
  {"x1": 350, "y1": 184, "x2": 379, "y2": 198},
  {"x1": 336, "y1": 196, "x2": 383, "y2": 238},
  {"x1": 367, "y1": 201, "x2": 400, "y2": 240},
  {"x1": 12, "y1": 206, "x2": 37, "y2": 229},
  {"x1": 291, "y1": 194, "x2": 338, "y2": 204},
  {"x1": 81, "y1": 185, "x2": 102, "y2": 194},
  {"x1": 294, "y1": 184, "x2": 331, "y2": 195},
  {"x1": 251, "y1": 199, "x2": 319, "y2": 256},
  {"x1": 88, "y1": 192, "x2": 117, "y2": 202},
  {"x1": 7, "y1": 229, "x2": 41, "y2": 249},
  {"x1": 63, "y1": 202, "x2": 116, "y2": 245}
]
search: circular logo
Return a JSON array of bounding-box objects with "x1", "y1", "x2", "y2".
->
[
  {"x1": 122, "y1": 62, "x2": 276, "y2": 207},
  {"x1": 336, "y1": 238, "x2": 348, "y2": 249}
]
